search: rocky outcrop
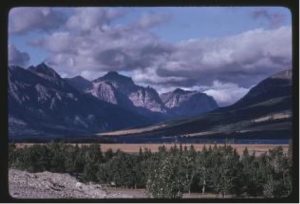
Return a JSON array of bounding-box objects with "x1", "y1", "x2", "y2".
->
[{"x1": 9, "y1": 169, "x2": 146, "y2": 198}]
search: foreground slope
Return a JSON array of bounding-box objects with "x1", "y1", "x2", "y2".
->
[{"x1": 98, "y1": 69, "x2": 292, "y2": 143}]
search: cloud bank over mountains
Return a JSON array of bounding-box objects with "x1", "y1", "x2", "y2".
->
[{"x1": 8, "y1": 7, "x2": 291, "y2": 106}]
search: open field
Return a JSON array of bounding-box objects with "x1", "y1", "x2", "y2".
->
[{"x1": 14, "y1": 143, "x2": 289, "y2": 155}]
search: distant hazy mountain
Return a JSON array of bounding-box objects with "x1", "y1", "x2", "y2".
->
[
  {"x1": 65, "y1": 76, "x2": 93, "y2": 93},
  {"x1": 8, "y1": 64, "x2": 149, "y2": 140},
  {"x1": 99, "y1": 69, "x2": 292, "y2": 143},
  {"x1": 160, "y1": 88, "x2": 218, "y2": 117}
]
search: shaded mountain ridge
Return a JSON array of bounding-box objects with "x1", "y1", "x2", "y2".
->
[{"x1": 8, "y1": 64, "x2": 150, "y2": 140}]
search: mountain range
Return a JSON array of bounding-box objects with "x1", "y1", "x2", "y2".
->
[
  {"x1": 97, "y1": 69, "x2": 293, "y2": 143},
  {"x1": 67, "y1": 71, "x2": 218, "y2": 119},
  {"x1": 9, "y1": 63, "x2": 219, "y2": 141}
]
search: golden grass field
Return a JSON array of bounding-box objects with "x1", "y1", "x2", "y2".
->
[{"x1": 15, "y1": 143, "x2": 289, "y2": 155}]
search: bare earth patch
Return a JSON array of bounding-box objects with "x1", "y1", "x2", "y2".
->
[{"x1": 9, "y1": 169, "x2": 146, "y2": 199}]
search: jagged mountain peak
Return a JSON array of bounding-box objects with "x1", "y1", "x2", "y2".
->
[
  {"x1": 65, "y1": 75, "x2": 92, "y2": 93},
  {"x1": 94, "y1": 71, "x2": 134, "y2": 84},
  {"x1": 105, "y1": 71, "x2": 120, "y2": 77},
  {"x1": 172, "y1": 88, "x2": 196, "y2": 94},
  {"x1": 28, "y1": 63, "x2": 61, "y2": 79},
  {"x1": 71, "y1": 75, "x2": 90, "y2": 81},
  {"x1": 8, "y1": 66, "x2": 150, "y2": 139},
  {"x1": 173, "y1": 88, "x2": 185, "y2": 93},
  {"x1": 9, "y1": 65, "x2": 21, "y2": 70}
]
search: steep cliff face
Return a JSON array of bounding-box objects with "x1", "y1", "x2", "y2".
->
[{"x1": 90, "y1": 71, "x2": 167, "y2": 113}]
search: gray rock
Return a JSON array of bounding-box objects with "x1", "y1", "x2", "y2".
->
[
  {"x1": 90, "y1": 71, "x2": 167, "y2": 114},
  {"x1": 9, "y1": 169, "x2": 146, "y2": 198}
]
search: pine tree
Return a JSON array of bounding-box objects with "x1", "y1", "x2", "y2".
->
[
  {"x1": 209, "y1": 146, "x2": 241, "y2": 197},
  {"x1": 48, "y1": 142, "x2": 66, "y2": 172},
  {"x1": 82, "y1": 144, "x2": 103, "y2": 182},
  {"x1": 262, "y1": 147, "x2": 292, "y2": 198},
  {"x1": 8, "y1": 143, "x2": 16, "y2": 167}
]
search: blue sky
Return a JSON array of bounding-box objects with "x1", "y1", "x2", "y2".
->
[{"x1": 8, "y1": 7, "x2": 292, "y2": 106}]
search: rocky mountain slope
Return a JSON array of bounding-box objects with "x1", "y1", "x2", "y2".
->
[
  {"x1": 9, "y1": 63, "x2": 220, "y2": 141},
  {"x1": 90, "y1": 71, "x2": 168, "y2": 114},
  {"x1": 65, "y1": 75, "x2": 93, "y2": 93},
  {"x1": 8, "y1": 64, "x2": 149, "y2": 140},
  {"x1": 74, "y1": 71, "x2": 218, "y2": 119}
]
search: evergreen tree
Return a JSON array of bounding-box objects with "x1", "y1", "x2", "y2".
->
[
  {"x1": 196, "y1": 146, "x2": 212, "y2": 194},
  {"x1": 263, "y1": 147, "x2": 292, "y2": 198},
  {"x1": 8, "y1": 143, "x2": 16, "y2": 167},
  {"x1": 104, "y1": 148, "x2": 114, "y2": 162},
  {"x1": 146, "y1": 155, "x2": 186, "y2": 198},
  {"x1": 48, "y1": 142, "x2": 66, "y2": 172},
  {"x1": 82, "y1": 144, "x2": 103, "y2": 182},
  {"x1": 210, "y1": 146, "x2": 241, "y2": 197},
  {"x1": 240, "y1": 147, "x2": 260, "y2": 196}
]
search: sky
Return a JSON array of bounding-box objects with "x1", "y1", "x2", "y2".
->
[{"x1": 8, "y1": 7, "x2": 292, "y2": 106}]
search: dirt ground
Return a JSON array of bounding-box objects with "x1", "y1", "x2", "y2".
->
[{"x1": 9, "y1": 168, "x2": 226, "y2": 199}]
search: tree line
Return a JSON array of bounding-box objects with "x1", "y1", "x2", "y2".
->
[{"x1": 9, "y1": 143, "x2": 293, "y2": 199}]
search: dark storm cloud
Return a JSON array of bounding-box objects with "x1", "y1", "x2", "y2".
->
[
  {"x1": 31, "y1": 11, "x2": 174, "y2": 76},
  {"x1": 155, "y1": 26, "x2": 291, "y2": 88},
  {"x1": 8, "y1": 44, "x2": 30, "y2": 66},
  {"x1": 9, "y1": 8, "x2": 66, "y2": 34}
]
